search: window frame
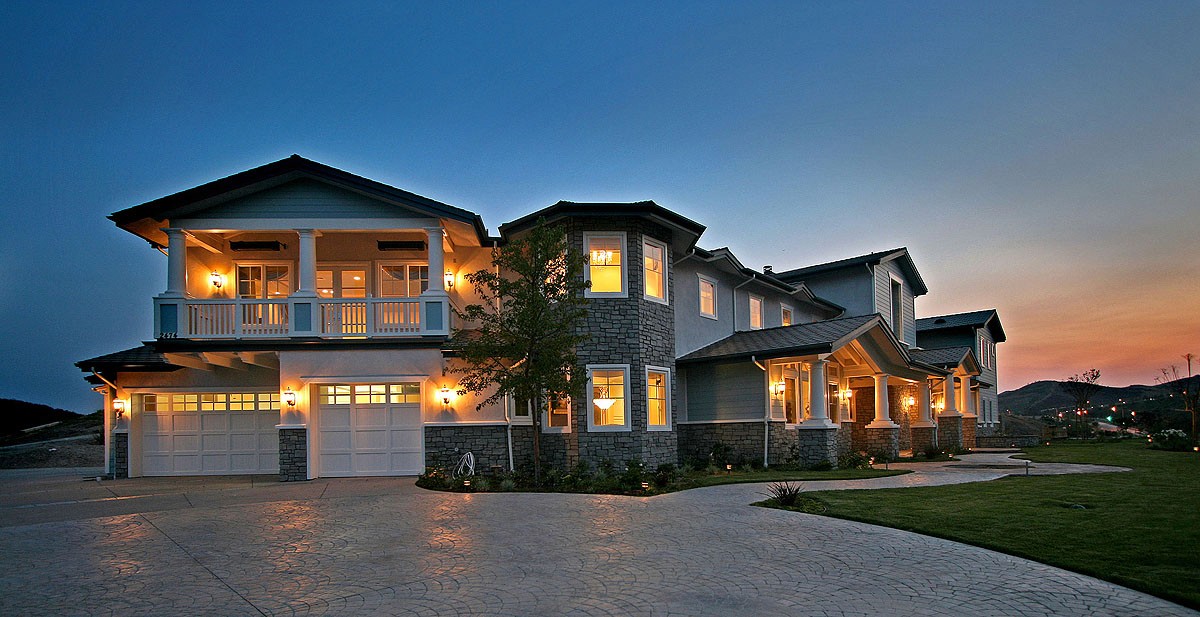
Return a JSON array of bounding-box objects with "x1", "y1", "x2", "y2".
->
[
  {"x1": 889, "y1": 274, "x2": 904, "y2": 340},
  {"x1": 780, "y1": 304, "x2": 794, "y2": 327},
  {"x1": 748, "y1": 294, "x2": 764, "y2": 330},
  {"x1": 545, "y1": 394, "x2": 572, "y2": 433},
  {"x1": 235, "y1": 261, "x2": 293, "y2": 299},
  {"x1": 645, "y1": 365, "x2": 671, "y2": 431},
  {"x1": 586, "y1": 364, "x2": 631, "y2": 432},
  {"x1": 697, "y1": 274, "x2": 718, "y2": 320},
  {"x1": 377, "y1": 260, "x2": 430, "y2": 298},
  {"x1": 584, "y1": 232, "x2": 628, "y2": 298},
  {"x1": 642, "y1": 236, "x2": 669, "y2": 305}
]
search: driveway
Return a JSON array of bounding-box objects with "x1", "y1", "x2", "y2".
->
[{"x1": 0, "y1": 458, "x2": 1192, "y2": 617}]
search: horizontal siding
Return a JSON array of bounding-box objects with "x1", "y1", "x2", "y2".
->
[
  {"x1": 683, "y1": 362, "x2": 765, "y2": 421},
  {"x1": 199, "y1": 179, "x2": 431, "y2": 220},
  {"x1": 875, "y1": 261, "x2": 916, "y2": 346}
]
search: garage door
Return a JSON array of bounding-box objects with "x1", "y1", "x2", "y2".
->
[
  {"x1": 317, "y1": 384, "x2": 423, "y2": 476},
  {"x1": 139, "y1": 392, "x2": 280, "y2": 475}
]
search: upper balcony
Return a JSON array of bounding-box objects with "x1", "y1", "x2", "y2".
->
[{"x1": 107, "y1": 155, "x2": 492, "y2": 343}]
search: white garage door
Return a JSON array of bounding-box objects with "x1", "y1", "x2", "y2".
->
[
  {"x1": 139, "y1": 392, "x2": 280, "y2": 476},
  {"x1": 317, "y1": 384, "x2": 423, "y2": 476}
]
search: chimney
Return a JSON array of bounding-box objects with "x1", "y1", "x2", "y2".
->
[{"x1": 763, "y1": 265, "x2": 774, "y2": 274}]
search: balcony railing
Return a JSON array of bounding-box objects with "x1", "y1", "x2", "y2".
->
[{"x1": 156, "y1": 296, "x2": 445, "y2": 340}]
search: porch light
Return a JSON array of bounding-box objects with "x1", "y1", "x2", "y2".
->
[
  {"x1": 210, "y1": 271, "x2": 224, "y2": 289},
  {"x1": 440, "y1": 385, "x2": 453, "y2": 406},
  {"x1": 444, "y1": 270, "x2": 455, "y2": 290},
  {"x1": 593, "y1": 387, "x2": 615, "y2": 411},
  {"x1": 112, "y1": 399, "x2": 126, "y2": 419},
  {"x1": 771, "y1": 382, "x2": 786, "y2": 397},
  {"x1": 282, "y1": 387, "x2": 297, "y2": 407},
  {"x1": 839, "y1": 389, "x2": 853, "y2": 402}
]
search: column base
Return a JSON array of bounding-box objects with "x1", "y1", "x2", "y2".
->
[
  {"x1": 278, "y1": 427, "x2": 308, "y2": 482},
  {"x1": 864, "y1": 425, "x2": 900, "y2": 460},
  {"x1": 112, "y1": 431, "x2": 129, "y2": 479},
  {"x1": 792, "y1": 427, "x2": 839, "y2": 469},
  {"x1": 938, "y1": 415, "x2": 964, "y2": 450},
  {"x1": 911, "y1": 425, "x2": 938, "y2": 455},
  {"x1": 798, "y1": 418, "x2": 838, "y2": 430},
  {"x1": 961, "y1": 418, "x2": 977, "y2": 450},
  {"x1": 865, "y1": 419, "x2": 899, "y2": 430}
]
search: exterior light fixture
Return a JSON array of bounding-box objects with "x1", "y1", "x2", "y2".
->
[
  {"x1": 113, "y1": 399, "x2": 127, "y2": 419},
  {"x1": 444, "y1": 270, "x2": 455, "y2": 290},
  {"x1": 725, "y1": 464, "x2": 733, "y2": 474},
  {"x1": 282, "y1": 387, "x2": 297, "y2": 407},
  {"x1": 462, "y1": 479, "x2": 471, "y2": 488},
  {"x1": 640, "y1": 481, "x2": 650, "y2": 490},
  {"x1": 210, "y1": 271, "x2": 224, "y2": 289},
  {"x1": 593, "y1": 387, "x2": 615, "y2": 411},
  {"x1": 839, "y1": 389, "x2": 853, "y2": 402},
  {"x1": 772, "y1": 382, "x2": 786, "y2": 397},
  {"x1": 903, "y1": 396, "x2": 916, "y2": 407},
  {"x1": 440, "y1": 385, "x2": 453, "y2": 406}
]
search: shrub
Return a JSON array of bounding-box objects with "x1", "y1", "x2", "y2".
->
[
  {"x1": 620, "y1": 459, "x2": 647, "y2": 491},
  {"x1": 709, "y1": 441, "x2": 733, "y2": 465},
  {"x1": 1149, "y1": 429, "x2": 1192, "y2": 452},
  {"x1": 597, "y1": 458, "x2": 616, "y2": 477},
  {"x1": 922, "y1": 444, "x2": 943, "y2": 459},
  {"x1": 838, "y1": 451, "x2": 871, "y2": 470},
  {"x1": 416, "y1": 467, "x2": 452, "y2": 490},
  {"x1": 806, "y1": 460, "x2": 833, "y2": 471},
  {"x1": 766, "y1": 481, "x2": 804, "y2": 507},
  {"x1": 498, "y1": 477, "x2": 516, "y2": 492},
  {"x1": 653, "y1": 463, "x2": 677, "y2": 488}
]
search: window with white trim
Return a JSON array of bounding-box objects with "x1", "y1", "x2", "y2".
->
[
  {"x1": 781, "y1": 305, "x2": 794, "y2": 327},
  {"x1": 587, "y1": 365, "x2": 630, "y2": 431},
  {"x1": 237, "y1": 263, "x2": 292, "y2": 299},
  {"x1": 646, "y1": 367, "x2": 670, "y2": 430},
  {"x1": 749, "y1": 294, "x2": 764, "y2": 330},
  {"x1": 585, "y1": 233, "x2": 626, "y2": 297},
  {"x1": 137, "y1": 392, "x2": 280, "y2": 412},
  {"x1": 890, "y1": 277, "x2": 904, "y2": 340},
  {"x1": 643, "y1": 237, "x2": 668, "y2": 303},
  {"x1": 318, "y1": 384, "x2": 420, "y2": 405},
  {"x1": 698, "y1": 275, "x2": 717, "y2": 319},
  {"x1": 547, "y1": 395, "x2": 571, "y2": 432},
  {"x1": 378, "y1": 263, "x2": 429, "y2": 297}
]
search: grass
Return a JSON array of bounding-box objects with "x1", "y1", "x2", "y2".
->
[
  {"x1": 679, "y1": 467, "x2": 908, "y2": 489},
  {"x1": 761, "y1": 440, "x2": 1200, "y2": 609}
]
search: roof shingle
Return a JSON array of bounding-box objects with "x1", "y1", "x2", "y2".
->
[{"x1": 677, "y1": 314, "x2": 878, "y2": 363}]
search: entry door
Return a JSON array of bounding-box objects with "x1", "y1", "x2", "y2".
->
[{"x1": 317, "y1": 384, "x2": 423, "y2": 476}]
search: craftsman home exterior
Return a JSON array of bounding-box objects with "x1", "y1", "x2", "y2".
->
[{"x1": 79, "y1": 156, "x2": 1002, "y2": 480}]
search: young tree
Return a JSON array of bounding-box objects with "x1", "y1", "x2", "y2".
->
[
  {"x1": 450, "y1": 221, "x2": 590, "y2": 484},
  {"x1": 1156, "y1": 353, "x2": 1198, "y2": 445},
  {"x1": 1059, "y1": 369, "x2": 1101, "y2": 436}
]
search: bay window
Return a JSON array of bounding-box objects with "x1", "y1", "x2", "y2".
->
[
  {"x1": 585, "y1": 233, "x2": 626, "y2": 297},
  {"x1": 587, "y1": 365, "x2": 630, "y2": 431},
  {"x1": 646, "y1": 367, "x2": 670, "y2": 430},
  {"x1": 643, "y1": 237, "x2": 668, "y2": 303}
]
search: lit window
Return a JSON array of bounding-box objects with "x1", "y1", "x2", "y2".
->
[
  {"x1": 647, "y1": 368, "x2": 669, "y2": 430},
  {"x1": 698, "y1": 276, "x2": 717, "y2": 319},
  {"x1": 643, "y1": 238, "x2": 667, "y2": 302},
  {"x1": 379, "y1": 264, "x2": 429, "y2": 297},
  {"x1": 237, "y1": 264, "x2": 291, "y2": 299},
  {"x1": 588, "y1": 366, "x2": 629, "y2": 431},
  {"x1": 781, "y1": 305, "x2": 793, "y2": 327},
  {"x1": 547, "y1": 396, "x2": 571, "y2": 431},
  {"x1": 749, "y1": 295, "x2": 764, "y2": 330},
  {"x1": 585, "y1": 233, "x2": 625, "y2": 296}
]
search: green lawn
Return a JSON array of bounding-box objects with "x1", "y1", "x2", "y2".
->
[
  {"x1": 682, "y1": 467, "x2": 908, "y2": 489},
  {"x1": 770, "y1": 441, "x2": 1200, "y2": 609}
]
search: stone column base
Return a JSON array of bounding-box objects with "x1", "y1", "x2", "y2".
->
[
  {"x1": 938, "y1": 415, "x2": 963, "y2": 450},
  {"x1": 910, "y1": 425, "x2": 937, "y2": 454},
  {"x1": 112, "y1": 431, "x2": 129, "y2": 479},
  {"x1": 279, "y1": 427, "x2": 308, "y2": 482},
  {"x1": 794, "y1": 427, "x2": 839, "y2": 469},
  {"x1": 961, "y1": 420, "x2": 977, "y2": 450},
  {"x1": 864, "y1": 426, "x2": 900, "y2": 460}
]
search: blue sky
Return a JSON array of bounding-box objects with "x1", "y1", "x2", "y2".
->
[{"x1": 1, "y1": 1, "x2": 1197, "y2": 412}]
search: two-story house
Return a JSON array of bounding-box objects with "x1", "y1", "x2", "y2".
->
[
  {"x1": 916, "y1": 310, "x2": 1006, "y2": 435},
  {"x1": 78, "y1": 156, "x2": 998, "y2": 480}
]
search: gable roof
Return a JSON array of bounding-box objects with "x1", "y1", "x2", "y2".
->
[
  {"x1": 909, "y1": 346, "x2": 981, "y2": 374},
  {"x1": 916, "y1": 309, "x2": 1006, "y2": 342},
  {"x1": 109, "y1": 155, "x2": 490, "y2": 243},
  {"x1": 498, "y1": 200, "x2": 706, "y2": 254},
  {"x1": 773, "y1": 247, "x2": 929, "y2": 296},
  {"x1": 677, "y1": 314, "x2": 880, "y2": 364},
  {"x1": 684, "y1": 246, "x2": 844, "y2": 315}
]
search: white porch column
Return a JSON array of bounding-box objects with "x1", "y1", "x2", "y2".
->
[
  {"x1": 914, "y1": 378, "x2": 934, "y2": 427},
  {"x1": 942, "y1": 375, "x2": 960, "y2": 416},
  {"x1": 162, "y1": 228, "x2": 187, "y2": 297},
  {"x1": 867, "y1": 373, "x2": 898, "y2": 428},
  {"x1": 294, "y1": 229, "x2": 317, "y2": 297},
  {"x1": 800, "y1": 358, "x2": 836, "y2": 428},
  {"x1": 959, "y1": 376, "x2": 975, "y2": 417},
  {"x1": 424, "y1": 227, "x2": 446, "y2": 295}
]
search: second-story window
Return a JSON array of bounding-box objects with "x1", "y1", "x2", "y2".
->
[
  {"x1": 890, "y1": 278, "x2": 904, "y2": 339},
  {"x1": 585, "y1": 233, "x2": 626, "y2": 297},
  {"x1": 749, "y1": 294, "x2": 764, "y2": 330},
  {"x1": 698, "y1": 275, "x2": 717, "y2": 319},
  {"x1": 781, "y1": 305, "x2": 794, "y2": 327},
  {"x1": 379, "y1": 263, "x2": 429, "y2": 297},
  {"x1": 237, "y1": 264, "x2": 291, "y2": 298},
  {"x1": 643, "y1": 238, "x2": 668, "y2": 303}
]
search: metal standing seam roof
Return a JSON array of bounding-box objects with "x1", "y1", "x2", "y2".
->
[{"x1": 677, "y1": 314, "x2": 879, "y2": 363}]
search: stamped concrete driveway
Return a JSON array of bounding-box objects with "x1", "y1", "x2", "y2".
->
[{"x1": 0, "y1": 459, "x2": 1193, "y2": 617}]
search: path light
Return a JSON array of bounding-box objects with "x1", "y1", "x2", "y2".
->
[
  {"x1": 641, "y1": 481, "x2": 650, "y2": 490},
  {"x1": 463, "y1": 479, "x2": 471, "y2": 488},
  {"x1": 726, "y1": 464, "x2": 733, "y2": 474},
  {"x1": 282, "y1": 387, "x2": 296, "y2": 407}
]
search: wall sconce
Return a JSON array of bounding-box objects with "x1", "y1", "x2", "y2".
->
[
  {"x1": 593, "y1": 386, "x2": 615, "y2": 411},
  {"x1": 444, "y1": 270, "x2": 455, "y2": 290},
  {"x1": 839, "y1": 389, "x2": 853, "y2": 402},
  {"x1": 282, "y1": 387, "x2": 297, "y2": 407},
  {"x1": 113, "y1": 399, "x2": 127, "y2": 419},
  {"x1": 440, "y1": 385, "x2": 453, "y2": 406},
  {"x1": 771, "y1": 382, "x2": 786, "y2": 398},
  {"x1": 210, "y1": 271, "x2": 225, "y2": 290},
  {"x1": 903, "y1": 396, "x2": 916, "y2": 408}
]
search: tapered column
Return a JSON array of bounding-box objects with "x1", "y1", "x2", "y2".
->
[
  {"x1": 162, "y1": 228, "x2": 187, "y2": 297},
  {"x1": 294, "y1": 229, "x2": 317, "y2": 297},
  {"x1": 800, "y1": 359, "x2": 835, "y2": 428},
  {"x1": 942, "y1": 375, "x2": 960, "y2": 416},
  {"x1": 867, "y1": 373, "x2": 898, "y2": 428},
  {"x1": 914, "y1": 379, "x2": 934, "y2": 427},
  {"x1": 424, "y1": 227, "x2": 446, "y2": 295}
]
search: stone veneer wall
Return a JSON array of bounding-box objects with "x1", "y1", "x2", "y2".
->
[
  {"x1": 836, "y1": 423, "x2": 854, "y2": 457},
  {"x1": 910, "y1": 426, "x2": 937, "y2": 454},
  {"x1": 278, "y1": 428, "x2": 307, "y2": 482},
  {"x1": 863, "y1": 426, "x2": 900, "y2": 460},
  {"x1": 793, "y1": 429, "x2": 839, "y2": 468},
  {"x1": 112, "y1": 432, "x2": 129, "y2": 479},
  {"x1": 425, "y1": 425, "x2": 511, "y2": 472},
  {"x1": 678, "y1": 422, "x2": 766, "y2": 466},
  {"x1": 938, "y1": 415, "x2": 963, "y2": 450},
  {"x1": 961, "y1": 421, "x2": 977, "y2": 449},
  {"x1": 976, "y1": 425, "x2": 998, "y2": 438},
  {"x1": 976, "y1": 434, "x2": 1040, "y2": 448}
]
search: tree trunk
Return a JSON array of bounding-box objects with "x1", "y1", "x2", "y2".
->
[{"x1": 533, "y1": 392, "x2": 543, "y2": 486}]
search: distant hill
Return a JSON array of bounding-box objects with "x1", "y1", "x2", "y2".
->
[
  {"x1": 999, "y1": 376, "x2": 1198, "y2": 432},
  {"x1": 0, "y1": 398, "x2": 82, "y2": 435}
]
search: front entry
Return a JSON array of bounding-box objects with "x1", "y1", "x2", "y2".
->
[{"x1": 316, "y1": 383, "x2": 424, "y2": 476}]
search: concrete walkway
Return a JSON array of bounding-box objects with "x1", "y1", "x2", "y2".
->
[{"x1": 0, "y1": 456, "x2": 1190, "y2": 617}]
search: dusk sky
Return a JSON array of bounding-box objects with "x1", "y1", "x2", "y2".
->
[{"x1": 1, "y1": 1, "x2": 1197, "y2": 413}]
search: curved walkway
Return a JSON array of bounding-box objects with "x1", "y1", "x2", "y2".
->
[{"x1": 0, "y1": 457, "x2": 1189, "y2": 617}]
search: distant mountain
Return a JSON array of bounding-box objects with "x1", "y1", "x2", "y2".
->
[
  {"x1": 0, "y1": 398, "x2": 83, "y2": 435},
  {"x1": 999, "y1": 377, "x2": 1198, "y2": 417}
]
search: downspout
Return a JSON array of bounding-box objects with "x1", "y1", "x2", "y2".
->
[
  {"x1": 751, "y1": 355, "x2": 770, "y2": 468},
  {"x1": 671, "y1": 247, "x2": 696, "y2": 266},
  {"x1": 733, "y1": 274, "x2": 756, "y2": 330},
  {"x1": 505, "y1": 394, "x2": 514, "y2": 472}
]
